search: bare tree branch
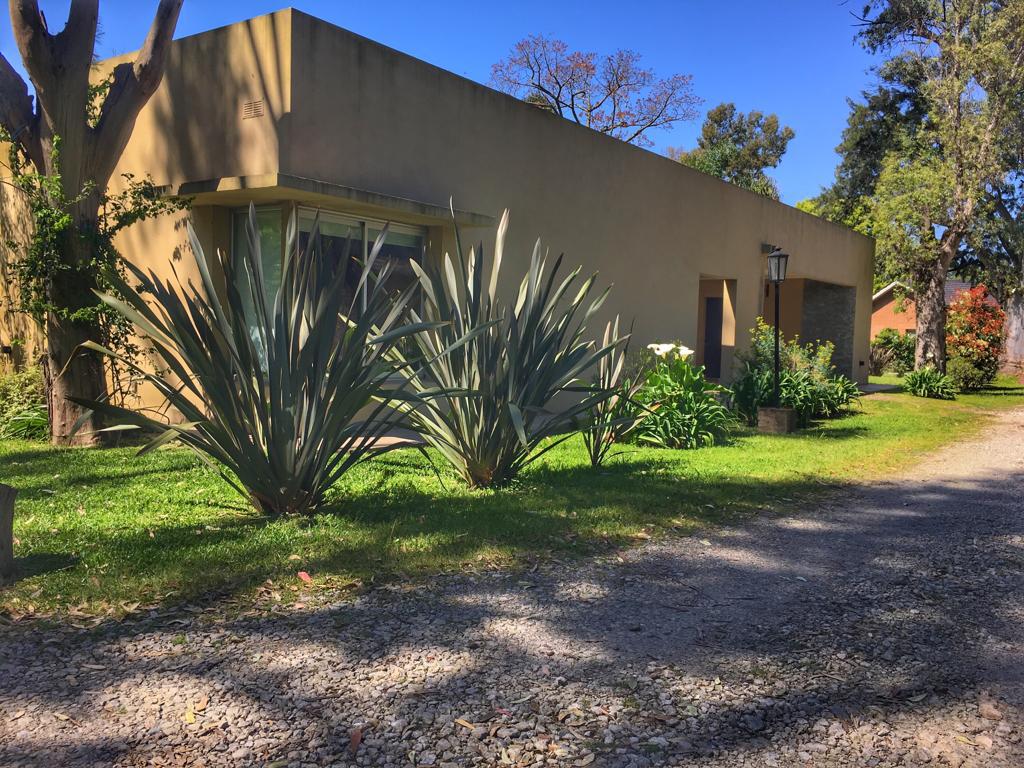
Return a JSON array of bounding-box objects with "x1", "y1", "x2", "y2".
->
[
  {"x1": 56, "y1": 0, "x2": 99, "y2": 73},
  {"x1": 89, "y1": 0, "x2": 182, "y2": 185},
  {"x1": 0, "y1": 51, "x2": 42, "y2": 168},
  {"x1": 9, "y1": 0, "x2": 53, "y2": 91},
  {"x1": 490, "y1": 34, "x2": 699, "y2": 147}
]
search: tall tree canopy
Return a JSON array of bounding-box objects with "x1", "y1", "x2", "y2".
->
[
  {"x1": 955, "y1": 129, "x2": 1024, "y2": 364},
  {"x1": 670, "y1": 102, "x2": 795, "y2": 199},
  {"x1": 0, "y1": 0, "x2": 183, "y2": 444},
  {"x1": 808, "y1": 0, "x2": 1024, "y2": 370},
  {"x1": 490, "y1": 35, "x2": 700, "y2": 147},
  {"x1": 807, "y1": 56, "x2": 929, "y2": 233}
]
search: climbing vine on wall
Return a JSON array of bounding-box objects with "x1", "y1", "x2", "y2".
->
[{"x1": 1, "y1": 130, "x2": 190, "y2": 404}]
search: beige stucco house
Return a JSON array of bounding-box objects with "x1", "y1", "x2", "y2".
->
[{"x1": 1, "y1": 9, "x2": 874, "y2": 393}]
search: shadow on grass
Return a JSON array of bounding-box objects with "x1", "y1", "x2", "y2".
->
[
  {"x1": 6, "y1": 552, "x2": 79, "y2": 585},
  {"x1": 10, "y1": 467, "x2": 833, "y2": 615},
  {"x1": 2, "y1": 467, "x2": 1022, "y2": 767},
  {"x1": 971, "y1": 384, "x2": 1024, "y2": 396}
]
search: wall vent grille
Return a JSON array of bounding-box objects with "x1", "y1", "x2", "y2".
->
[{"x1": 242, "y1": 99, "x2": 265, "y2": 119}]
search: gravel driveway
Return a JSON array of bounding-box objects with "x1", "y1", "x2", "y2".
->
[{"x1": 2, "y1": 406, "x2": 1023, "y2": 767}]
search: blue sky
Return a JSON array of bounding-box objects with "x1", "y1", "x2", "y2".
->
[{"x1": 1, "y1": 1, "x2": 882, "y2": 205}]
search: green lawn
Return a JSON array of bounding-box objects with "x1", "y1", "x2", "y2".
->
[{"x1": 2, "y1": 375, "x2": 1022, "y2": 619}]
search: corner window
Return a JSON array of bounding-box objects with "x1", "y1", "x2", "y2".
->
[{"x1": 231, "y1": 205, "x2": 426, "y2": 332}]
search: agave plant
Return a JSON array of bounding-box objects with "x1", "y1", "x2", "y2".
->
[
  {"x1": 393, "y1": 210, "x2": 622, "y2": 488},
  {"x1": 71, "y1": 204, "x2": 428, "y2": 517},
  {"x1": 582, "y1": 317, "x2": 646, "y2": 467}
]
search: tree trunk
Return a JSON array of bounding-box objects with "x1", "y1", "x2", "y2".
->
[
  {"x1": 0, "y1": 484, "x2": 15, "y2": 584},
  {"x1": 915, "y1": 266, "x2": 949, "y2": 371},
  {"x1": 44, "y1": 209, "x2": 108, "y2": 445},
  {"x1": 45, "y1": 311, "x2": 106, "y2": 445},
  {"x1": 0, "y1": 1, "x2": 183, "y2": 445},
  {"x1": 1004, "y1": 294, "x2": 1024, "y2": 372}
]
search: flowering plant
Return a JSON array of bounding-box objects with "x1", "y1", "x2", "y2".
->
[
  {"x1": 946, "y1": 286, "x2": 1004, "y2": 385},
  {"x1": 647, "y1": 342, "x2": 694, "y2": 359},
  {"x1": 633, "y1": 344, "x2": 732, "y2": 449}
]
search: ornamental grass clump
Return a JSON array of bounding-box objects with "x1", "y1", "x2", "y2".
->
[
  {"x1": 72, "y1": 204, "x2": 428, "y2": 517},
  {"x1": 904, "y1": 366, "x2": 956, "y2": 400},
  {"x1": 0, "y1": 367, "x2": 47, "y2": 440},
  {"x1": 394, "y1": 210, "x2": 621, "y2": 488},
  {"x1": 582, "y1": 318, "x2": 647, "y2": 467}
]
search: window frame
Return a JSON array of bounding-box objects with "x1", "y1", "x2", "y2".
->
[{"x1": 231, "y1": 204, "x2": 429, "y2": 309}]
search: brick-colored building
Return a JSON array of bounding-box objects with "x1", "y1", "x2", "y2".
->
[{"x1": 870, "y1": 279, "x2": 974, "y2": 338}]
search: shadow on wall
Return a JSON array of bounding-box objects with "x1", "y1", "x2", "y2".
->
[
  {"x1": 132, "y1": 11, "x2": 290, "y2": 193},
  {"x1": 0, "y1": 182, "x2": 44, "y2": 373}
]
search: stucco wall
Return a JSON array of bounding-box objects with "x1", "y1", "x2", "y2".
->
[
  {"x1": 2, "y1": 9, "x2": 875, "y2": 398},
  {"x1": 0, "y1": 187, "x2": 44, "y2": 372},
  {"x1": 282, "y1": 10, "x2": 874, "y2": 381}
]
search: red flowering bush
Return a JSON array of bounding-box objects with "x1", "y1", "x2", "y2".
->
[{"x1": 946, "y1": 286, "x2": 1005, "y2": 385}]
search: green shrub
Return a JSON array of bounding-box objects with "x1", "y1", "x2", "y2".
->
[
  {"x1": 631, "y1": 346, "x2": 733, "y2": 449},
  {"x1": 732, "y1": 319, "x2": 860, "y2": 427},
  {"x1": 904, "y1": 366, "x2": 956, "y2": 399},
  {"x1": 394, "y1": 210, "x2": 619, "y2": 488},
  {"x1": 73, "y1": 205, "x2": 424, "y2": 517},
  {"x1": 0, "y1": 367, "x2": 48, "y2": 440},
  {"x1": 870, "y1": 327, "x2": 915, "y2": 375},
  {"x1": 582, "y1": 319, "x2": 647, "y2": 467},
  {"x1": 946, "y1": 355, "x2": 989, "y2": 392}
]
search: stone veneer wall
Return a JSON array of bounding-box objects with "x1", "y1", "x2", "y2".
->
[{"x1": 801, "y1": 280, "x2": 856, "y2": 378}]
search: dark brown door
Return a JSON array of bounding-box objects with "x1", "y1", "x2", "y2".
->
[{"x1": 703, "y1": 297, "x2": 723, "y2": 378}]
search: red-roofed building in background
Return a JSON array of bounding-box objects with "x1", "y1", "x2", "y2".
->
[{"x1": 871, "y1": 279, "x2": 979, "y2": 339}]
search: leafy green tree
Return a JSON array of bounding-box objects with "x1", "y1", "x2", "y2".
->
[
  {"x1": 853, "y1": 0, "x2": 1024, "y2": 370},
  {"x1": 810, "y1": 56, "x2": 929, "y2": 232},
  {"x1": 956, "y1": 175, "x2": 1024, "y2": 365},
  {"x1": 671, "y1": 103, "x2": 794, "y2": 199},
  {"x1": 0, "y1": 0, "x2": 183, "y2": 444}
]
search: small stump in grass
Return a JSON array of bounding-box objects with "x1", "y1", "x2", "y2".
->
[
  {"x1": 758, "y1": 406, "x2": 798, "y2": 434},
  {"x1": 0, "y1": 484, "x2": 15, "y2": 583}
]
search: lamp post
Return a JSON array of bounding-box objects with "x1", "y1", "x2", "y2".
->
[{"x1": 767, "y1": 247, "x2": 789, "y2": 406}]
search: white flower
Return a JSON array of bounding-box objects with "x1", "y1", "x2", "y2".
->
[
  {"x1": 647, "y1": 343, "x2": 677, "y2": 358},
  {"x1": 647, "y1": 342, "x2": 695, "y2": 360}
]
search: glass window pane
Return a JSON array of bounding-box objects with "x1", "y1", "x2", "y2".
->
[
  {"x1": 368, "y1": 226, "x2": 424, "y2": 295},
  {"x1": 232, "y1": 208, "x2": 282, "y2": 343},
  {"x1": 299, "y1": 213, "x2": 364, "y2": 308}
]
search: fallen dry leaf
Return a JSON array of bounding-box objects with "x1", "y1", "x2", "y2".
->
[{"x1": 348, "y1": 727, "x2": 363, "y2": 753}]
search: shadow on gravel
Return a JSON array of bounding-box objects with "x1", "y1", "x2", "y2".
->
[{"x1": 2, "y1": 463, "x2": 1021, "y2": 766}]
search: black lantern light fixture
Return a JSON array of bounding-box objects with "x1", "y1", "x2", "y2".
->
[
  {"x1": 767, "y1": 247, "x2": 789, "y2": 284},
  {"x1": 767, "y1": 247, "x2": 789, "y2": 406}
]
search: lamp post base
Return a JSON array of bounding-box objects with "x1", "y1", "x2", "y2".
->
[{"x1": 757, "y1": 406, "x2": 798, "y2": 434}]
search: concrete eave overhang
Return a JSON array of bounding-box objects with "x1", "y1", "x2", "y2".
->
[{"x1": 171, "y1": 173, "x2": 495, "y2": 228}]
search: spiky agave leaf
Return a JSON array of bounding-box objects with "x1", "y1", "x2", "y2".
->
[
  {"x1": 72, "y1": 204, "x2": 429, "y2": 516},
  {"x1": 392, "y1": 210, "x2": 624, "y2": 487},
  {"x1": 581, "y1": 317, "x2": 647, "y2": 467}
]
